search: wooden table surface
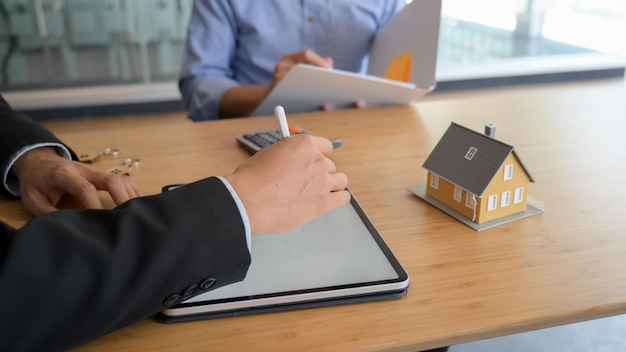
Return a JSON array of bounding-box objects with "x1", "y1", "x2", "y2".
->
[{"x1": 3, "y1": 79, "x2": 626, "y2": 351}]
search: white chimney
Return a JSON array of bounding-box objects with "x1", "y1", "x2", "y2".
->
[{"x1": 484, "y1": 124, "x2": 496, "y2": 138}]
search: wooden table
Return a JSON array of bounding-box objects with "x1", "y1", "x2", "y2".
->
[{"x1": 3, "y1": 79, "x2": 626, "y2": 351}]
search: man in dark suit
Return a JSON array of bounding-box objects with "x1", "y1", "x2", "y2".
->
[{"x1": 0, "y1": 95, "x2": 349, "y2": 351}]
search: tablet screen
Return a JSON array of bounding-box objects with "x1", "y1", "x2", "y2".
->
[{"x1": 161, "y1": 191, "x2": 408, "y2": 318}]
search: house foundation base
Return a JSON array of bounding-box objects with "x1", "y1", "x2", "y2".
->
[{"x1": 408, "y1": 185, "x2": 544, "y2": 232}]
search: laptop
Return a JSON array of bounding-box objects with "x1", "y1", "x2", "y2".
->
[
  {"x1": 252, "y1": 0, "x2": 442, "y2": 116},
  {"x1": 157, "y1": 190, "x2": 409, "y2": 323}
]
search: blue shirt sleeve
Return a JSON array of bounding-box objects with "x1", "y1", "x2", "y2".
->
[
  {"x1": 179, "y1": 0, "x2": 239, "y2": 121},
  {"x1": 179, "y1": 0, "x2": 406, "y2": 121}
]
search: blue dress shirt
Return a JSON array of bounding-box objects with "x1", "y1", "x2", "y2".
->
[{"x1": 179, "y1": 0, "x2": 406, "y2": 121}]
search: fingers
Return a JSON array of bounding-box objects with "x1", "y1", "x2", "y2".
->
[
  {"x1": 327, "y1": 188, "x2": 351, "y2": 208},
  {"x1": 273, "y1": 60, "x2": 293, "y2": 83},
  {"x1": 322, "y1": 103, "x2": 336, "y2": 111},
  {"x1": 281, "y1": 49, "x2": 332, "y2": 67},
  {"x1": 102, "y1": 174, "x2": 142, "y2": 206},
  {"x1": 328, "y1": 172, "x2": 348, "y2": 192},
  {"x1": 13, "y1": 147, "x2": 143, "y2": 215},
  {"x1": 20, "y1": 189, "x2": 59, "y2": 216},
  {"x1": 273, "y1": 133, "x2": 333, "y2": 158},
  {"x1": 309, "y1": 135, "x2": 335, "y2": 157},
  {"x1": 273, "y1": 49, "x2": 333, "y2": 89},
  {"x1": 324, "y1": 155, "x2": 338, "y2": 174},
  {"x1": 101, "y1": 177, "x2": 138, "y2": 206},
  {"x1": 298, "y1": 49, "x2": 333, "y2": 68},
  {"x1": 79, "y1": 166, "x2": 142, "y2": 206},
  {"x1": 310, "y1": 174, "x2": 350, "y2": 218},
  {"x1": 61, "y1": 176, "x2": 104, "y2": 210},
  {"x1": 311, "y1": 168, "x2": 347, "y2": 195},
  {"x1": 354, "y1": 99, "x2": 367, "y2": 109},
  {"x1": 45, "y1": 162, "x2": 141, "y2": 211},
  {"x1": 322, "y1": 99, "x2": 366, "y2": 112}
]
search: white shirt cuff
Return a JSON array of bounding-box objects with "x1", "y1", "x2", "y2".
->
[
  {"x1": 215, "y1": 176, "x2": 252, "y2": 252},
  {"x1": 2, "y1": 143, "x2": 72, "y2": 197}
]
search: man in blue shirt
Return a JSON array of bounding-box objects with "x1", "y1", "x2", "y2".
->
[{"x1": 179, "y1": 0, "x2": 406, "y2": 121}]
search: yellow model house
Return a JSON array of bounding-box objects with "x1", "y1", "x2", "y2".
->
[{"x1": 421, "y1": 122, "x2": 535, "y2": 225}]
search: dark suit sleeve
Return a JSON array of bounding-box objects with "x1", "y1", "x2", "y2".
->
[
  {"x1": 0, "y1": 177, "x2": 252, "y2": 352},
  {"x1": 0, "y1": 94, "x2": 78, "y2": 197}
]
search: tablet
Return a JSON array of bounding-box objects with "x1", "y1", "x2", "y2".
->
[
  {"x1": 157, "y1": 189, "x2": 409, "y2": 323},
  {"x1": 251, "y1": 0, "x2": 442, "y2": 116},
  {"x1": 252, "y1": 64, "x2": 425, "y2": 116}
]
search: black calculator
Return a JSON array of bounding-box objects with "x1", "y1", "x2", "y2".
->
[{"x1": 236, "y1": 128, "x2": 342, "y2": 154}]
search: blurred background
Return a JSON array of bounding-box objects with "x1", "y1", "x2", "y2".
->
[{"x1": 0, "y1": 0, "x2": 624, "y2": 117}]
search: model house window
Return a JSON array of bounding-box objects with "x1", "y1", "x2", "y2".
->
[
  {"x1": 501, "y1": 191, "x2": 511, "y2": 207},
  {"x1": 504, "y1": 164, "x2": 513, "y2": 180},
  {"x1": 465, "y1": 193, "x2": 476, "y2": 209},
  {"x1": 429, "y1": 174, "x2": 439, "y2": 189},
  {"x1": 465, "y1": 147, "x2": 478, "y2": 160},
  {"x1": 487, "y1": 194, "x2": 498, "y2": 211},
  {"x1": 514, "y1": 187, "x2": 524, "y2": 204},
  {"x1": 453, "y1": 186, "x2": 463, "y2": 202}
]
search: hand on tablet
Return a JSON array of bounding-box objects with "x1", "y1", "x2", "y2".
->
[
  {"x1": 225, "y1": 134, "x2": 349, "y2": 235},
  {"x1": 272, "y1": 49, "x2": 333, "y2": 89},
  {"x1": 220, "y1": 49, "x2": 334, "y2": 119}
]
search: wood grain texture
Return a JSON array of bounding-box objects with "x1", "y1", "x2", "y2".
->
[{"x1": 2, "y1": 79, "x2": 626, "y2": 351}]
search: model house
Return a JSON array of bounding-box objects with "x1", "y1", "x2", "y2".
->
[{"x1": 421, "y1": 122, "x2": 535, "y2": 225}]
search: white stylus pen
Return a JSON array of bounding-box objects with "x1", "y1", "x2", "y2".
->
[{"x1": 274, "y1": 105, "x2": 290, "y2": 139}]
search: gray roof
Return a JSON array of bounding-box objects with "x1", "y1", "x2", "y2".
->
[{"x1": 422, "y1": 122, "x2": 534, "y2": 196}]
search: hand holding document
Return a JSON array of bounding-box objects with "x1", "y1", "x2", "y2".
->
[{"x1": 252, "y1": 0, "x2": 442, "y2": 116}]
